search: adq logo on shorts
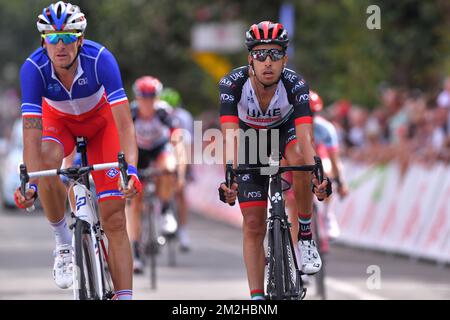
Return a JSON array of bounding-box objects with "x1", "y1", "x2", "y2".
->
[{"x1": 244, "y1": 190, "x2": 262, "y2": 199}]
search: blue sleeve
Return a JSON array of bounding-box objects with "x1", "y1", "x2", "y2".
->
[
  {"x1": 96, "y1": 48, "x2": 128, "y2": 106},
  {"x1": 20, "y1": 60, "x2": 45, "y2": 117}
]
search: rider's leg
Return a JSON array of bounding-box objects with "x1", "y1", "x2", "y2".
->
[
  {"x1": 125, "y1": 192, "x2": 144, "y2": 243},
  {"x1": 125, "y1": 191, "x2": 145, "y2": 272},
  {"x1": 286, "y1": 189, "x2": 299, "y2": 244},
  {"x1": 284, "y1": 142, "x2": 313, "y2": 240},
  {"x1": 39, "y1": 140, "x2": 70, "y2": 242},
  {"x1": 99, "y1": 199, "x2": 133, "y2": 296},
  {"x1": 155, "y1": 151, "x2": 177, "y2": 203},
  {"x1": 38, "y1": 139, "x2": 74, "y2": 289},
  {"x1": 284, "y1": 141, "x2": 322, "y2": 275},
  {"x1": 241, "y1": 205, "x2": 268, "y2": 300},
  {"x1": 176, "y1": 187, "x2": 191, "y2": 250},
  {"x1": 155, "y1": 150, "x2": 178, "y2": 234}
]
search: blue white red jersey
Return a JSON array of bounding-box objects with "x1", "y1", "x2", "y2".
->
[{"x1": 20, "y1": 39, "x2": 128, "y2": 118}]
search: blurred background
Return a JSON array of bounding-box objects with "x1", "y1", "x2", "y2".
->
[
  {"x1": 1, "y1": 0, "x2": 450, "y2": 162},
  {"x1": 0, "y1": 0, "x2": 450, "y2": 300}
]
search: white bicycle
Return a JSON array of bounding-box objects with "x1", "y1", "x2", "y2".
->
[{"x1": 20, "y1": 137, "x2": 130, "y2": 300}]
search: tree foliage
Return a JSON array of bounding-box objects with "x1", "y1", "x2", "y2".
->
[{"x1": 0, "y1": 0, "x2": 449, "y2": 113}]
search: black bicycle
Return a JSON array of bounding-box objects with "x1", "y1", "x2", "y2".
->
[
  {"x1": 225, "y1": 155, "x2": 325, "y2": 300},
  {"x1": 20, "y1": 137, "x2": 129, "y2": 300}
]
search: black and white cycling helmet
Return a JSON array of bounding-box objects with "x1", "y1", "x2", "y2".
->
[{"x1": 37, "y1": 1, "x2": 87, "y2": 33}]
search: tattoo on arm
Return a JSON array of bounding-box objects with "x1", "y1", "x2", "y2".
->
[{"x1": 23, "y1": 118, "x2": 42, "y2": 130}]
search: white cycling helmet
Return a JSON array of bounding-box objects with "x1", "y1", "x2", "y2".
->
[{"x1": 37, "y1": 1, "x2": 87, "y2": 33}]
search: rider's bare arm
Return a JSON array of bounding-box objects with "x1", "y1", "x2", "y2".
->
[
  {"x1": 295, "y1": 123, "x2": 317, "y2": 165},
  {"x1": 110, "y1": 101, "x2": 138, "y2": 168},
  {"x1": 22, "y1": 117, "x2": 43, "y2": 174},
  {"x1": 328, "y1": 148, "x2": 344, "y2": 179}
]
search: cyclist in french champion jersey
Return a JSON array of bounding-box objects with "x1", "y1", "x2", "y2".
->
[
  {"x1": 126, "y1": 76, "x2": 179, "y2": 273},
  {"x1": 218, "y1": 21, "x2": 332, "y2": 300},
  {"x1": 14, "y1": 2, "x2": 141, "y2": 300}
]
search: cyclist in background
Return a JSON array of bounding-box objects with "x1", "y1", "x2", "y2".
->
[
  {"x1": 126, "y1": 76, "x2": 179, "y2": 273},
  {"x1": 218, "y1": 21, "x2": 332, "y2": 300},
  {"x1": 14, "y1": 2, "x2": 140, "y2": 300},
  {"x1": 160, "y1": 87, "x2": 194, "y2": 252}
]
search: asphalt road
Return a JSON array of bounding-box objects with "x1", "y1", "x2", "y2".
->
[{"x1": 0, "y1": 207, "x2": 449, "y2": 300}]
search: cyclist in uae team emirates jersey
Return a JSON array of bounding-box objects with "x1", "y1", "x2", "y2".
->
[
  {"x1": 14, "y1": 2, "x2": 141, "y2": 300},
  {"x1": 218, "y1": 21, "x2": 332, "y2": 300}
]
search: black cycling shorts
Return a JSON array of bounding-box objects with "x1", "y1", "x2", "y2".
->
[{"x1": 236, "y1": 114, "x2": 297, "y2": 209}]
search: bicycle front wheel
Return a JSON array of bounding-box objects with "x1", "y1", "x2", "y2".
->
[
  {"x1": 73, "y1": 219, "x2": 101, "y2": 300},
  {"x1": 267, "y1": 218, "x2": 284, "y2": 300}
]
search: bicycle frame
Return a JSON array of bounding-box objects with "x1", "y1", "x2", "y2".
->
[
  {"x1": 266, "y1": 171, "x2": 305, "y2": 300},
  {"x1": 19, "y1": 139, "x2": 129, "y2": 300},
  {"x1": 225, "y1": 155, "x2": 324, "y2": 300}
]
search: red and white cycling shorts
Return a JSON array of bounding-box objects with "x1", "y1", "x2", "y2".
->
[{"x1": 41, "y1": 96, "x2": 123, "y2": 202}]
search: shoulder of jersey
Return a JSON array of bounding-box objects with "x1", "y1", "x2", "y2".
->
[
  {"x1": 219, "y1": 66, "x2": 249, "y2": 86},
  {"x1": 26, "y1": 47, "x2": 49, "y2": 66},
  {"x1": 80, "y1": 39, "x2": 107, "y2": 57},
  {"x1": 155, "y1": 100, "x2": 174, "y2": 113},
  {"x1": 281, "y1": 68, "x2": 308, "y2": 94}
]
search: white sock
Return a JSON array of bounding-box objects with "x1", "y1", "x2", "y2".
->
[{"x1": 50, "y1": 217, "x2": 72, "y2": 246}]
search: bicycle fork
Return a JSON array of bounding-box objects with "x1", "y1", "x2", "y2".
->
[
  {"x1": 268, "y1": 174, "x2": 306, "y2": 300},
  {"x1": 70, "y1": 183, "x2": 105, "y2": 299}
]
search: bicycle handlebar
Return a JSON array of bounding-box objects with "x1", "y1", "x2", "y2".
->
[
  {"x1": 224, "y1": 156, "x2": 325, "y2": 207},
  {"x1": 19, "y1": 153, "x2": 130, "y2": 212}
]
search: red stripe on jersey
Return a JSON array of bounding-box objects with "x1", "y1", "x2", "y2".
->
[
  {"x1": 295, "y1": 116, "x2": 313, "y2": 125},
  {"x1": 220, "y1": 115, "x2": 239, "y2": 124}
]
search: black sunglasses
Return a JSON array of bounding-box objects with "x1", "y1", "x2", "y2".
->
[{"x1": 250, "y1": 49, "x2": 286, "y2": 62}]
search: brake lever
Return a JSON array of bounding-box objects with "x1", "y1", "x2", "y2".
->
[
  {"x1": 19, "y1": 164, "x2": 35, "y2": 212},
  {"x1": 118, "y1": 152, "x2": 129, "y2": 190},
  {"x1": 226, "y1": 161, "x2": 236, "y2": 206}
]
